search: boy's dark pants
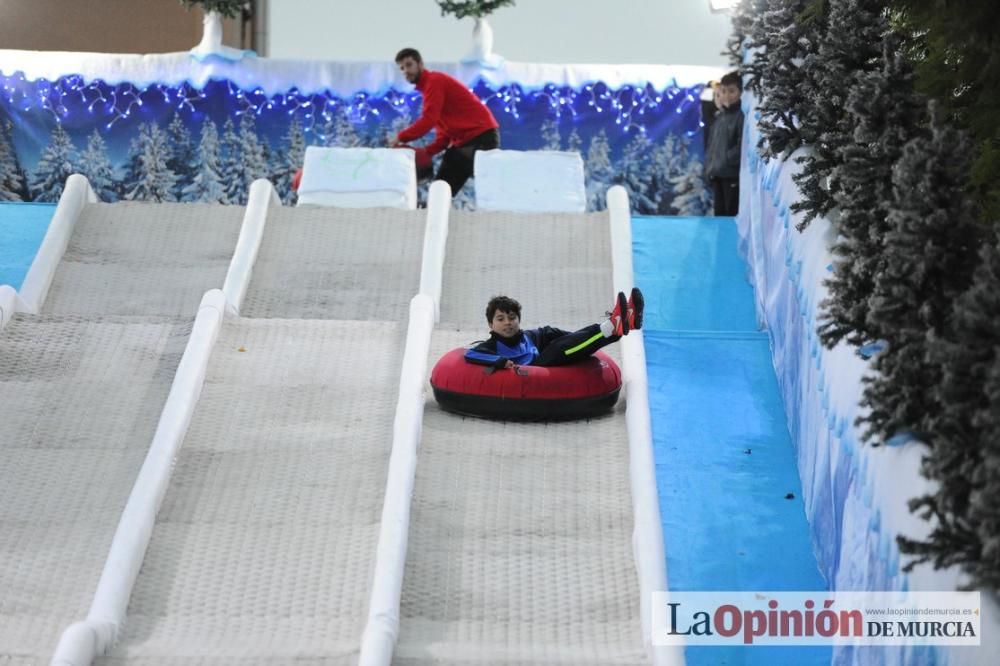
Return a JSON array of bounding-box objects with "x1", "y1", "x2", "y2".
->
[
  {"x1": 433, "y1": 128, "x2": 500, "y2": 196},
  {"x1": 712, "y1": 177, "x2": 739, "y2": 216},
  {"x1": 533, "y1": 324, "x2": 617, "y2": 367}
]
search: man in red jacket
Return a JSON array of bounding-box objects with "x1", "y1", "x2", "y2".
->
[{"x1": 389, "y1": 47, "x2": 500, "y2": 196}]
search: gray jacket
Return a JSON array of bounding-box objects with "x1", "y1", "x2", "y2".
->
[{"x1": 704, "y1": 104, "x2": 744, "y2": 180}]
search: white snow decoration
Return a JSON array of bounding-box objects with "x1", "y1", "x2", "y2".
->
[
  {"x1": 296, "y1": 146, "x2": 416, "y2": 209},
  {"x1": 460, "y1": 18, "x2": 505, "y2": 69},
  {"x1": 474, "y1": 149, "x2": 585, "y2": 213},
  {"x1": 0, "y1": 49, "x2": 723, "y2": 97},
  {"x1": 189, "y1": 11, "x2": 254, "y2": 63}
]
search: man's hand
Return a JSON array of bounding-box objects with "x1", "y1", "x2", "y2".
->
[
  {"x1": 388, "y1": 133, "x2": 401, "y2": 148},
  {"x1": 504, "y1": 360, "x2": 515, "y2": 369}
]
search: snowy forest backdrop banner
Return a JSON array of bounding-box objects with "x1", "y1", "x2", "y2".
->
[{"x1": 0, "y1": 72, "x2": 707, "y2": 213}]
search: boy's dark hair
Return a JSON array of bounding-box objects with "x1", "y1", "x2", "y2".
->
[
  {"x1": 486, "y1": 295, "x2": 521, "y2": 322},
  {"x1": 720, "y1": 71, "x2": 742, "y2": 91},
  {"x1": 395, "y1": 48, "x2": 422, "y2": 64}
]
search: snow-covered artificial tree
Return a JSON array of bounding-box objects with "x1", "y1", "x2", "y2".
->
[
  {"x1": 167, "y1": 113, "x2": 196, "y2": 201},
  {"x1": 896, "y1": 232, "x2": 1000, "y2": 590},
  {"x1": 123, "y1": 123, "x2": 178, "y2": 202},
  {"x1": 183, "y1": 120, "x2": 226, "y2": 203},
  {"x1": 727, "y1": 0, "x2": 767, "y2": 74},
  {"x1": 791, "y1": 0, "x2": 888, "y2": 228},
  {"x1": 818, "y1": 40, "x2": 925, "y2": 348},
  {"x1": 861, "y1": 107, "x2": 982, "y2": 446},
  {"x1": 584, "y1": 130, "x2": 613, "y2": 211},
  {"x1": 30, "y1": 124, "x2": 79, "y2": 202},
  {"x1": 750, "y1": 0, "x2": 817, "y2": 160},
  {"x1": 219, "y1": 117, "x2": 242, "y2": 205},
  {"x1": 80, "y1": 130, "x2": 118, "y2": 202},
  {"x1": 0, "y1": 118, "x2": 27, "y2": 201}
]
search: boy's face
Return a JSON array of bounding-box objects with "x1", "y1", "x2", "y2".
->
[
  {"x1": 489, "y1": 309, "x2": 521, "y2": 338},
  {"x1": 719, "y1": 83, "x2": 741, "y2": 109}
]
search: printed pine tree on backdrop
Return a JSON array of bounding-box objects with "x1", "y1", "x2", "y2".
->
[
  {"x1": 219, "y1": 117, "x2": 242, "y2": 204},
  {"x1": 897, "y1": 232, "x2": 1000, "y2": 590},
  {"x1": 792, "y1": 0, "x2": 888, "y2": 229},
  {"x1": 183, "y1": 120, "x2": 225, "y2": 203},
  {"x1": 30, "y1": 124, "x2": 79, "y2": 202},
  {"x1": 123, "y1": 123, "x2": 178, "y2": 202},
  {"x1": 0, "y1": 119, "x2": 27, "y2": 201},
  {"x1": 818, "y1": 40, "x2": 926, "y2": 348},
  {"x1": 273, "y1": 116, "x2": 306, "y2": 204},
  {"x1": 167, "y1": 113, "x2": 196, "y2": 201},
  {"x1": 80, "y1": 130, "x2": 118, "y2": 202},
  {"x1": 861, "y1": 107, "x2": 982, "y2": 446},
  {"x1": 584, "y1": 130, "x2": 613, "y2": 211}
]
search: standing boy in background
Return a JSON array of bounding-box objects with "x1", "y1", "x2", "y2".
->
[{"x1": 704, "y1": 71, "x2": 744, "y2": 216}]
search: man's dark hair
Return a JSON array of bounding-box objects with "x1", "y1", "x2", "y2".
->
[
  {"x1": 486, "y1": 295, "x2": 521, "y2": 322},
  {"x1": 720, "y1": 71, "x2": 742, "y2": 91},
  {"x1": 395, "y1": 48, "x2": 423, "y2": 64}
]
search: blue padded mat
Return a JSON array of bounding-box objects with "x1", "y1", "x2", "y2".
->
[
  {"x1": 0, "y1": 202, "x2": 55, "y2": 290},
  {"x1": 634, "y1": 217, "x2": 830, "y2": 665}
]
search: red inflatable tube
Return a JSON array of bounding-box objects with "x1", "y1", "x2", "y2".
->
[{"x1": 430, "y1": 348, "x2": 622, "y2": 420}]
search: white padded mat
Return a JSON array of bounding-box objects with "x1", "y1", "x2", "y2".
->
[
  {"x1": 0, "y1": 314, "x2": 190, "y2": 663},
  {"x1": 394, "y1": 207, "x2": 647, "y2": 664},
  {"x1": 43, "y1": 202, "x2": 242, "y2": 317},
  {"x1": 99, "y1": 318, "x2": 403, "y2": 664},
  {"x1": 240, "y1": 205, "x2": 425, "y2": 321}
]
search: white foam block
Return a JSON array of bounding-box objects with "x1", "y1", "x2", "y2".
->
[
  {"x1": 297, "y1": 146, "x2": 416, "y2": 209},
  {"x1": 474, "y1": 149, "x2": 586, "y2": 213}
]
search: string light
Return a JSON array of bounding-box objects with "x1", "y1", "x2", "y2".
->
[{"x1": 0, "y1": 70, "x2": 704, "y2": 137}]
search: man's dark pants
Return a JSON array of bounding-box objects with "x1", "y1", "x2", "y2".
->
[{"x1": 429, "y1": 129, "x2": 500, "y2": 196}]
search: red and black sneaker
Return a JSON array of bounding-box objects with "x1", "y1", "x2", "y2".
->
[
  {"x1": 608, "y1": 291, "x2": 629, "y2": 337},
  {"x1": 627, "y1": 287, "x2": 644, "y2": 331}
]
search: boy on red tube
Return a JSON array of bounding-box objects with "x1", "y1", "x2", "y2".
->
[{"x1": 465, "y1": 289, "x2": 644, "y2": 369}]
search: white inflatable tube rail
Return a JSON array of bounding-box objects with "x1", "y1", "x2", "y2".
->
[
  {"x1": 358, "y1": 294, "x2": 436, "y2": 666},
  {"x1": 0, "y1": 284, "x2": 17, "y2": 331},
  {"x1": 49, "y1": 289, "x2": 227, "y2": 666},
  {"x1": 607, "y1": 185, "x2": 685, "y2": 666},
  {"x1": 18, "y1": 174, "x2": 97, "y2": 314},
  {"x1": 418, "y1": 180, "x2": 452, "y2": 321},
  {"x1": 222, "y1": 178, "x2": 279, "y2": 315}
]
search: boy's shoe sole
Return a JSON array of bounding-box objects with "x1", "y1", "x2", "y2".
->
[{"x1": 628, "y1": 287, "x2": 644, "y2": 331}]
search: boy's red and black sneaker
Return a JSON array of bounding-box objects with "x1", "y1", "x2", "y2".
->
[
  {"x1": 627, "y1": 287, "x2": 644, "y2": 331},
  {"x1": 608, "y1": 291, "x2": 629, "y2": 337}
]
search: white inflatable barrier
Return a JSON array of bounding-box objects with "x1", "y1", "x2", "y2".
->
[
  {"x1": 0, "y1": 284, "x2": 17, "y2": 331},
  {"x1": 418, "y1": 181, "x2": 452, "y2": 321},
  {"x1": 49, "y1": 289, "x2": 227, "y2": 666},
  {"x1": 296, "y1": 146, "x2": 417, "y2": 209},
  {"x1": 358, "y1": 294, "x2": 436, "y2": 666},
  {"x1": 222, "y1": 178, "x2": 280, "y2": 314},
  {"x1": 474, "y1": 149, "x2": 586, "y2": 213},
  {"x1": 608, "y1": 185, "x2": 685, "y2": 666},
  {"x1": 18, "y1": 174, "x2": 97, "y2": 314}
]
